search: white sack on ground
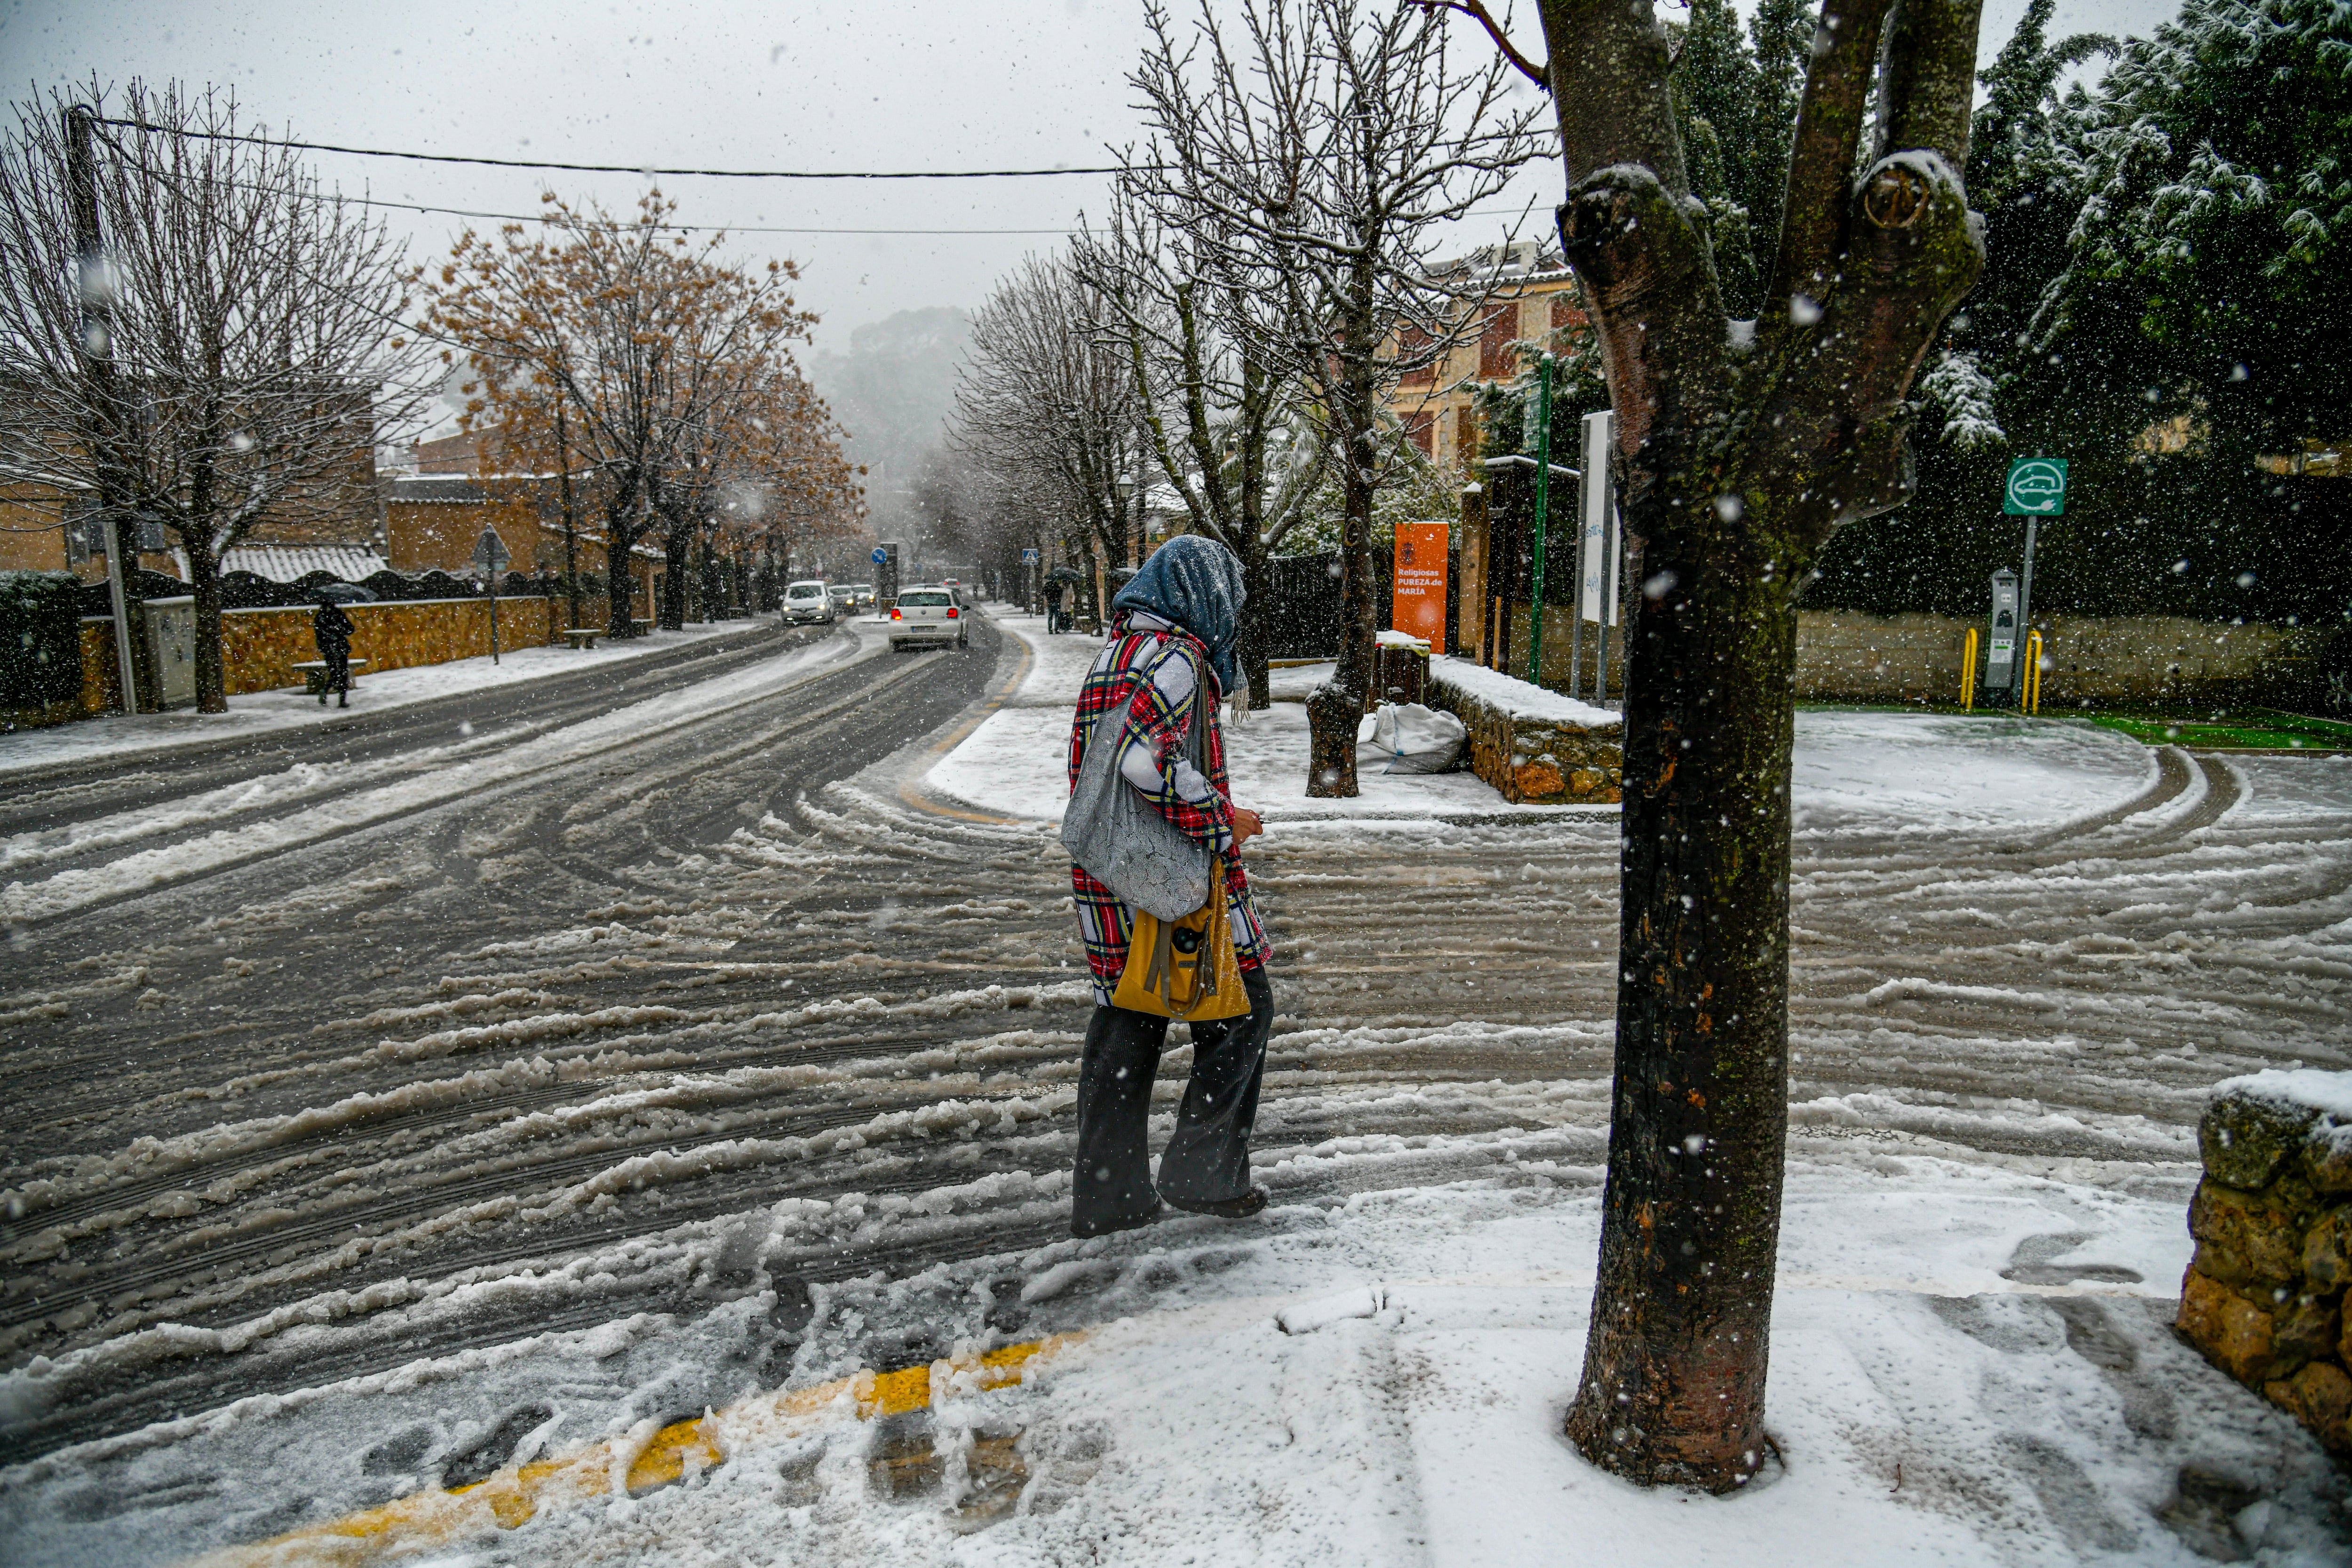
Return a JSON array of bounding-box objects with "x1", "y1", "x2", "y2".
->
[{"x1": 1369, "y1": 702, "x2": 1467, "y2": 774}]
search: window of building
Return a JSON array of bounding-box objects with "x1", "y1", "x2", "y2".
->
[
  {"x1": 1396, "y1": 322, "x2": 1436, "y2": 388},
  {"x1": 1478, "y1": 305, "x2": 1518, "y2": 380}
]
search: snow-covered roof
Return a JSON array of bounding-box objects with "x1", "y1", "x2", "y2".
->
[{"x1": 219, "y1": 545, "x2": 390, "y2": 583}]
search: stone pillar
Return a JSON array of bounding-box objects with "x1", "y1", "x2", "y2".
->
[
  {"x1": 1457, "y1": 483, "x2": 1489, "y2": 669},
  {"x1": 2176, "y1": 1075, "x2": 2352, "y2": 1456}
]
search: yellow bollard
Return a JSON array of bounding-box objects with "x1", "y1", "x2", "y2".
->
[
  {"x1": 1961, "y1": 627, "x2": 1979, "y2": 710},
  {"x1": 2023, "y1": 629, "x2": 2044, "y2": 714}
]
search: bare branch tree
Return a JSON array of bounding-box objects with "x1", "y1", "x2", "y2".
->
[
  {"x1": 1128, "y1": 0, "x2": 1546, "y2": 796},
  {"x1": 1453, "y1": 0, "x2": 1994, "y2": 1490},
  {"x1": 1075, "y1": 176, "x2": 1331, "y2": 710},
  {"x1": 951, "y1": 252, "x2": 1144, "y2": 602},
  {"x1": 0, "y1": 81, "x2": 428, "y2": 711}
]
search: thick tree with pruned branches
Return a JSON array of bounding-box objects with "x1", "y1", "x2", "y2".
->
[{"x1": 1436, "y1": 0, "x2": 1990, "y2": 1490}]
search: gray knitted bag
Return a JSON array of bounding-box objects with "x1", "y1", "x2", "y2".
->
[{"x1": 1060, "y1": 662, "x2": 1216, "y2": 923}]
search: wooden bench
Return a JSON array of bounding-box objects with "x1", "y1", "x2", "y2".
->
[
  {"x1": 633, "y1": 619, "x2": 654, "y2": 634},
  {"x1": 292, "y1": 660, "x2": 368, "y2": 701},
  {"x1": 563, "y1": 628, "x2": 602, "y2": 650}
]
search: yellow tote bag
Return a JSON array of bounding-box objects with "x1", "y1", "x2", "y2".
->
[{"x1": 1112, "y1": 856, "x2": 1251, "y2": 1022}]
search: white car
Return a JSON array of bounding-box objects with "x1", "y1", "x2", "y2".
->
[
  {"x1": 889, "y1": 586, "x2": 968, "y2": 651},
  {"x1": 782, "y1": 579, "x2": 835, "y2": 624}
]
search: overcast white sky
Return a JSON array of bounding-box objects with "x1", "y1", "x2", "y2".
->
[{"x1": 2, "y1": 0, "x2": 2177, "y2": 356}]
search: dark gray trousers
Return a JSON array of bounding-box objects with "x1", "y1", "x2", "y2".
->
[{"x1": 1070, "y1": 965, "x2": 1272, "y2": 1236}]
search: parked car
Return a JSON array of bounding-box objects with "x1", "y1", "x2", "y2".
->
[
  {"x1": 781, "y1": 579, "x2": 835, "y2": 624},
  {"x1": 889, "y1": 586, "x2": 968, "y2": 652}
]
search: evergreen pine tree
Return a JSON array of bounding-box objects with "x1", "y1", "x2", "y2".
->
[
  {"x1": 1743, "y1": 0, "x2": 1815, "y2": 282},
  {"x1": 1671, "y1": 0, "x2": 1766, "y2": 311}
]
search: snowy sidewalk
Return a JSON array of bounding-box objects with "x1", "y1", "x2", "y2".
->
[
  {"x1": 127, "y1": 1144, "x2": 2347, "y2": 1567},
  {"x1": 934, "y1": 615, "x2": 2162, "y2": 836},
  {"x1": 0, "y1": 620, "x2": 762, "y2": 780}
]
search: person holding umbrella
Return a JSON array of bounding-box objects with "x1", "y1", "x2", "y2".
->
[{"x1": 312, "y1": 593, "x2": 357, "y2": 707}]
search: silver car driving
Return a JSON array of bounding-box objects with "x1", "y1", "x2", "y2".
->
[
  {"x1": 888, "y1": 586, "x2": 968, "y2": 651},
  {"x1": 782, "y1": 579, "x2": 835, "y2": 624}
]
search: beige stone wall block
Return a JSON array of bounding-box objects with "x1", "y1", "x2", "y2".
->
[
  {"x1": 2263, "y1": 1361, "x2": 2352, "y2": 1454},
  {"x1": 2179, "y1": 1268, "x2": 2278, "y2": 1383},
  {"x1": 2305, "y1": 1210, "x2": 2352, "y2": 1292},
  {"x1": 2190, "y1": 1178, "x2": 2312, "y2": 1287}
]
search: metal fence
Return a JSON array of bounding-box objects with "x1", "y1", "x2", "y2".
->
[{"x1": 1258, "y1": 549, "x2": 1397, "y2": 660}]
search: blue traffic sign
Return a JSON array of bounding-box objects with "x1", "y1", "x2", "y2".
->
[{"x1": 871, "y1": 547, "x2": 888, "y2": 565}]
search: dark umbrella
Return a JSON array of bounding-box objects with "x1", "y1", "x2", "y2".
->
[{"x1": 310, "y1": 583, "x2": 377, "y2": 604}]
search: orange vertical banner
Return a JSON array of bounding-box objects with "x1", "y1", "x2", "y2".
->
[{"x1": 1391, "y1": 521, "x2": 1449, "y2": 653}]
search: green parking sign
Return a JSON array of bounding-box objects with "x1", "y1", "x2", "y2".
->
[{"x1": 2003, "y1": 457, "x2": 2068, "y2": 516}]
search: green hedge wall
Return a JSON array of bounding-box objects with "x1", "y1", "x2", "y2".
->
[{"x1": 1, "y1": 570, "x2": 87, "y2": 712}]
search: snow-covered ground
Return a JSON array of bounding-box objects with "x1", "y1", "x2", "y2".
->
[
  {"x1": 0, "y1": 620, "x2": 759, "y2": 780},
  {"x1": 930, "y1": 618, "x2": 2161, "y2": 836},
  {"x1": 0, "y1": 629, "x2": 870, "y2": 925},
  {"x1": 5, "y1": 603, "x2": 2349, "y2": 1566},
  {"x1": 15, "y1": 1141, "x2": 2341, "y2": 1567}
]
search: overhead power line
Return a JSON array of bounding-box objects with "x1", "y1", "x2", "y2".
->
[
  {"x1": 348, "y1": 192, "x2": 1081, "y2": 236},
  {"x1": 90, "y1": 116, "x2": 1130, "y2": 180},
  {"x1": 89, "y1": 115, "x2": 1556, "y2": 184},
  {"x1": 329, "y1": 190, "x2": 1545, "y2": 240}
]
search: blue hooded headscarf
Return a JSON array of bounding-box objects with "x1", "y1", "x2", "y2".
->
[{"x1": 1112, "y1": 535, "x2": 1248, "y2": 694}]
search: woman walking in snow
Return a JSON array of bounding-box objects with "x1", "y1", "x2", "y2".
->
[{"x1": 1062, "y1": 535, "x2": 1274, "y2": 1237}]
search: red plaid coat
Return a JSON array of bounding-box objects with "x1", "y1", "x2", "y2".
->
[{"x1": 1066, "y1": 613, "x2": 1269, "y2": 1003}]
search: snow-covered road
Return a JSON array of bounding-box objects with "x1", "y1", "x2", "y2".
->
[{"x1": 3, "y1": 605, "x2": 2349, "y2": 1564}]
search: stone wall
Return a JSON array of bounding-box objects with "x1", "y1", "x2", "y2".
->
[
  {"x1": 1448, "y1": 607, "x2": 2321, "y2": 710},
  {"x1": 1795, "y1": 609, "x2": 2327, "y2": 709},
  {"x1": 70, "y1": 594, "x2": 616, "y2": 712},
  {"x1": 218, "y1": 596, "x2": 576, "y2": 695},
  {"x1": 2176, "y1": 1072, "x2": 2352, "y2": 1458},
  {"x1": 1424, "y1": 661, "x2": 1622, "y2": 804}
]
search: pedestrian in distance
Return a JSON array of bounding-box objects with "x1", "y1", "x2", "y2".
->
[
  {"x1": 312, "y1": 595, "x2": 356, "y2": 708},
  {"x1": 1042, "y1": 576, "x2": 1065, "y2": 636},
  {"x1": 1059, "y1": 535, "x2": 1274, "y2": 1238}
]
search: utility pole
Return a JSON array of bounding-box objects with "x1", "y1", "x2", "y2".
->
[
  {"x1": 2014, "y1": 515, "x2": 2040, "y2": 704},
  {"x1": 555, "y1": 396, "x2": 581, "y2": 633},
  {"x1": 65, "y1": 104, "x2": 153, "y2": 714},
  {"x1": 1525, "y1": 353, "x2": 1554, "y2": 689}
]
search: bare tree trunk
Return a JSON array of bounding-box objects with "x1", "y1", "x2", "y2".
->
[
  {"x1": 556, "y1": 400, "x2": 582, "y2": 633},
  {"x1": 660, "y1": 527, "x2": 690, "y2": 630},
  {"x1": 1308, "y1": 357, "x2": 1379, "y2": 799},
  {"x1": 1560, "y1": 548, "x2": 1795, "y2": 1487},
  {"x1": 1238, "y1": 540, "x2": 1272, "y2": 711},
  {"x1": 606, "y1": 493, "x2": 637, "y2": 637},
  {"x1": 187, "y1": 534, "x2": 226, "y2": 714}
]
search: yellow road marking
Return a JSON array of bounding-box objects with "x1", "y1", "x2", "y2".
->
[{"x1": 180, "y1": 1334, "x2": 1080, "y2": 1567}]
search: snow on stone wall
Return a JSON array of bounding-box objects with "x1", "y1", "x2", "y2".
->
[{"x1": 1424, "y1": 658, "x2": 1621, "y2": 804}]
